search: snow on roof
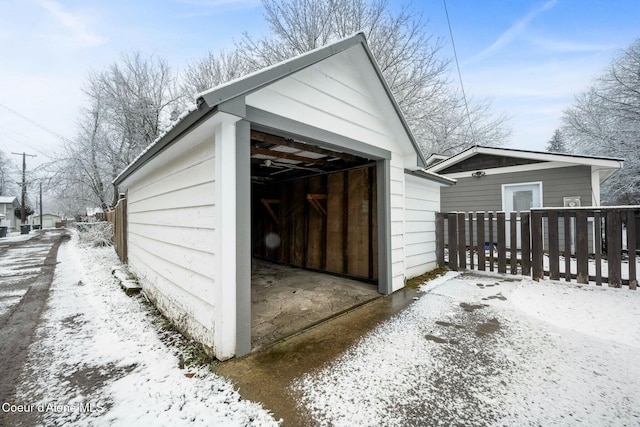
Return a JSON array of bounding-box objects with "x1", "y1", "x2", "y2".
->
[
  {"x1": 115, "y1": 32, "x2": 433, "y2": 186},
  {"x1": 113, "y1": 103, "x2": 198, "y2": 185},
  {"x1": 0, "y1": 196, "x2": 18, "y2": 204}
]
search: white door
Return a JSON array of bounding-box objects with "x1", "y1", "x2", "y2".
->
[
  {"x1": 502, "y1": 182, "x2": 543, "y2": 249},
  {"x1": 502, "y1": 182, "x2": 542, "y2": 213}
]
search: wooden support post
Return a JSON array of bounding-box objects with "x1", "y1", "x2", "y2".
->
[
  {"x1": 564, "y1": 213, "x2": 572, "y2": 282},
  {"x1": 607, "y1": 210, "x2": 622, "y2": 288},
  {"x1": 497, "y1": 212, "x2": 506, "y2": 274},
  {"x1": 548, "y1": 211, "x2": 560, "y2": 280},
  {"x1": 520, "y1": 212, "x2": 531, "y2": 276},
  {"x1": 575, "y1": 210, "x2": 589, "y2": 284},
  {"x1": 448, "y1": 213, "x2": 458, "y2": 270},
  {"x1": 457, "y1": 212, "x2": 467, "y2": 270},
  {"x1": 594, "y1": 211, "x2": 602, "y2": 286},
  {"x1": 436, "y1": 213, "x2": 445, "y2": 268},
  {"x1": 531, "y1": 210, "x2": 543, "y2": 281},
  {"x1": 477, "y1": 212, "x2": 486, "y2": 271},
  {"x1": 510, "y1": 212, "x2": 518, "y2": 274},
  {"x1": 469, "y1": 212, "x2": 475, "y2": 270},
  {"x1": 488, "y1": 212, "x2": 495, "y2": 272},
  {"x1": 627, "y1": 210, "x2": 637, "y2": 290}
]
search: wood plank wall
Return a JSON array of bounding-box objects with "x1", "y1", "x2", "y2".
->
[{"x1": 253, "y1": 166, "x2": 378, "y2": 281}]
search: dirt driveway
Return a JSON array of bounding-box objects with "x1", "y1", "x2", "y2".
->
[{"x1": 0, "y1": 229, "x2": 68, "y2": 416}]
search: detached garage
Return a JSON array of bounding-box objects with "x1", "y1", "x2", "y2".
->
[{"x1": 114, "y1": 32, "x2": 453, "y2": 360}]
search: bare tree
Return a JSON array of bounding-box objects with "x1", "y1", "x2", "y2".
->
[
  {"x1": 562, "y1": 38, "x2": 640, "y2": 204},
  {"x1": 0, "y1": 150, "x2": 19, "y2": 196},
  {"x1": 47, "y1": 52, "x2": 184, "y2": 213},
  {"x1": 182, "y1": 49, "x2": 250, "y2": 96},
  {"x1": 184, "y1": 0, "x2": 510, "y2": 155}
]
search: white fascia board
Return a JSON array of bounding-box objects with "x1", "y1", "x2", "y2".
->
[
  {"x1": 439, "y1": 161, "x2": 573, "y2": 179},
  {"x1": 428, "y1": 146, "x2": 624, "y2": 173}
]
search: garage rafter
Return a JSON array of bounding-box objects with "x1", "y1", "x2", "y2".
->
[{"x1": 250, "y1": 130, "x2": 372, "y2": 183}]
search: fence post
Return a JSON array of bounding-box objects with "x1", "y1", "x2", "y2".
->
[
  {"x1": 520, "y1": 212, "x2": 531, "y2": 276},
  {"x1": 531, "y1": 210, "x2": 543, "y2": 281},
  {"x1": 594, "y1": 211, "x2": 602, "y2": 286},
  {"x1": 468, "y1": 212, "x2": 475, "y2": 270},
  {"x1": 575, "y1": 210, "x2": 589, "y2": 284},
  {"x1": 497, "y1": 212, "x2": 506, "y2": 274},
  {"x1": 488, "y1": 212, "x2": 495, "y2": 272},
  {"x1": 564, "y1": 213, "x2": 572, "y2": 282},
  {"x1": 448, "y1": 212, "x2": 458, "y2": 271},
  {"x1": 436, "y1": 213, "x2": 445, "y2": 268},
  {"x1": 477, "y1": 212, "x2": 485, "y2": 271},
  {"x1": 457, "y1": 212, "x2": 467, "y2": 270},
  {"x1": 607, "y1": 210, "x2": 622, "y2": 287},
  {"x1": 510, "y1": 212, "x2": 517, "y2": 274},
  {"x1": 548, "y1": 211, "x2": 560, "y2": 280},
  {"x1": 627, "y1": 210, "x2": 637, "y2": 290}
]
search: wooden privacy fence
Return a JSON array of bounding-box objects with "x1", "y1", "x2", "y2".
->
[
  {"x1": 107, "y1": 194, "x2": 128, "y2": 263},
  {"x1": 436, "y1": 207, "x2": 640, "y2": 289}
]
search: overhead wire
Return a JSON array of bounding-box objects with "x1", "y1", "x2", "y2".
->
[{"x1": 443, "y1": 0, "x2": 475, "y2": 145}]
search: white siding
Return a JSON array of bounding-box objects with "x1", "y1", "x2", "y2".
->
[
  {"x1": 404, "y1": 174, "x2": 441, "y2": 278},
  {"x1": 246, "y1": 48, "x2": 420, "y2": 293},
  {"x1": 126, "y1": 134, "x2": 217, "y2": 349}
]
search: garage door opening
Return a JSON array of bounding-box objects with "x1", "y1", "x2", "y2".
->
[{"x1": 250, "y1": 129, "x2": 381, "y2": 348}]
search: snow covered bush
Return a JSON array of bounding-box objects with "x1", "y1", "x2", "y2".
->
[{"x1": 76, "y1": 221, "x2": 114, "y2": 247}]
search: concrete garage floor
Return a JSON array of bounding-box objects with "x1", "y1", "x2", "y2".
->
[{"x1": 251, "y1": 259, "x2": 381, "y2": 350}]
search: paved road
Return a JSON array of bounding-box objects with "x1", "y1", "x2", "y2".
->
[{"x1": 0, "y1": 229, "x2": 68, "y2": 416}]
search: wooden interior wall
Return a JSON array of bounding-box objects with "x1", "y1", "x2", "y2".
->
[{"x1": 252, "y1": 166, "x2": 378, "y2": 282}]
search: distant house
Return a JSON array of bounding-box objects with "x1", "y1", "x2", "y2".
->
[
  {"x1": 427, "y1": 146, "x2": 623, "y2": 212},
  {"x1": 33, "y1": 213, "x2": 63, "y2": 228},
  {"x1": 0, "y1": 196, "x2": 21, "y2": 231},
  {"x1": 113, "y1": 32, "x2": 453, "y2": 360}
]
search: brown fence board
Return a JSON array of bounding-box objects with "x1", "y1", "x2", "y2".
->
[
  {"x1": 469, "y1": 212, "x2": 475, "y2": 270},
  {"x1": 477, "y1": 212, "x2": 486, "y2": 271},
  {"x1": 564, "y1": 213, "x2": 572, "y2": 282},
  {"x1": 607, "y1": 210, "x2": 622, "y2": 287},
  {"x1": 497, "y1": 212, "x2": 506, "y2": 274},
  {"x1": 510, "y1": 212, "x2": 517, "y2": 274},
  {"x1": 436, "y1": 213, "x2": 445, "y2": 267},
  {"x1": 520, "y1": 212, "x2": 531, "y2": 276},
  {"x1": 457, "y1": 212, "x2": 467, "y2": 270},
  {"x1": 594, "y1": 212, "x2": 602, "y2": 286},
  {"x1": 531, "y1": 210, "x2": 543, "y2": 281},
  {"x1": 548, "y1": 211, "x2": 560, "y2": 280},
  {"x1": 575, "y1": 211, "x2": 589, "y2": 284},
  {"x1": 448, "y1": 212, "x2": 458, "y2": 270},
  {"x1": 488, "y1": 212, "x2": 495, "y2": 272},
  {"x1": 627, "y1": 210, "x2": 637, "y2": 290}
]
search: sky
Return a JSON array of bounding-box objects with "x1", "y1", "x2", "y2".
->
[{"x1": 0, "y1": 0, "x2": 638, "y2": 174}]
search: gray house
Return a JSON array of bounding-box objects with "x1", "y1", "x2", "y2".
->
[
  {"x1": 427, "y1": 146, "x2": 624, "y2": 253},
  {"x1": 427, "y1": 145, "x2": 623, "y2": 212}
]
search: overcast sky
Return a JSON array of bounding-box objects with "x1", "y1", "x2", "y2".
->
[{"x1": 0, "y1": 0, "x2": 638, "y2": 171}]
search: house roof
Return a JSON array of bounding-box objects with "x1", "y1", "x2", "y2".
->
[
  {"x1": 114, "y1": 32, "x2": 430, "y2": 187},
  {"x1": 0, "y1": 196, "x2": 19, "y2": 205},
  {"x1": 426, "y1": 145, "x2": 623, "y2": 182}
]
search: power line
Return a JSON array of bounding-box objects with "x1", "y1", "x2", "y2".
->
[
  {"x1": 443, "y1": 0, "x2": 475, "y2": 145},
  {"x1": 0, "y1": 103, "x2": 72, "y2": 144}
]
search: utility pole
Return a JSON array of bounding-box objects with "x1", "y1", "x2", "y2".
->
[
  {"x1": 11, "y1": 152, "x2": 36, "y2": 224},
  {"x1": 40, "y1": 181, "x2": 43, "y2": 229}
]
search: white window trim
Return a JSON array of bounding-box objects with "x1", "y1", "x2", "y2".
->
[{"x1": 501, "y1": 181, "x2": 543, "y2": 212}]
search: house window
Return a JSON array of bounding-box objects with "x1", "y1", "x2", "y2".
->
[{"x1": 502, "y1": 182, "x2": 542, "y2": 212}]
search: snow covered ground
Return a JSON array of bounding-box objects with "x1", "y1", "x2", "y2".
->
[
  {"x1": 293, "y1": 272, "x2": 640, "y2": 426},
  {"x1": 9, "y1": 232, "x2": 279, "y2": 426},
  {"x1": 6, "y1": 230, "x2": 640, "y2": 426}
]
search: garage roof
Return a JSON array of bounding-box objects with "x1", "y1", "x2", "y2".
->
[{"x1": 115, "y1": 32, "x2": 431, "y2": 186}]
